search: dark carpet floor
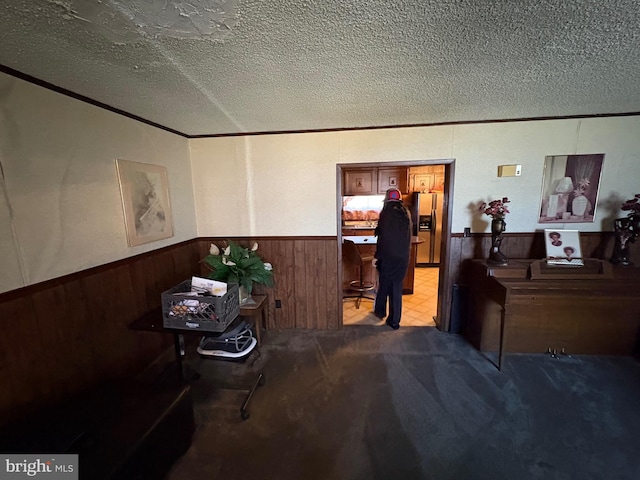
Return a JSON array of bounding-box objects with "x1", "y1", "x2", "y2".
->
[{"x1": 165, "y1": 326, "x2": 640, "y2": 480}]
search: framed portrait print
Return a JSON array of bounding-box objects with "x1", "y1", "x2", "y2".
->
[
  {"x1": 544, "y1": 229, "x2": 583, "y2": 265},
  {"x1": 116, "y1": 159, "x2": 174, "y2": 246},
  {"x1": 538, "y1": 154, "x2": 604, "y2": 224}
]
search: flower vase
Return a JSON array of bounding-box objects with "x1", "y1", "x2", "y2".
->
[
  {"x1": 488, "y1": 218, "x2": 508, "y2": 266},
  {"x1": 572, "y1": 195, "x2": 589, "y2": 218},
  {"x1": 239, "y1": 285, "x2": 257, "y2": 306},
  {"x1": 610, "y1": 217, "x2": 637, "y2": 266}
]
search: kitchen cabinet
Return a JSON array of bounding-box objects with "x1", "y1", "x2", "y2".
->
[
  {"x1": 378, "y1": 167, "x2": 408, "y2": 194},
  {"x1": 432, "y1": 173, "x2": 445, "y2": 192},
  {"x1": 343, "y1": 166, "x2": 409, "y2": 195},
  {"x1": 413, "y1": 174, "x2": 434, "y2": 193},
  {"x1": 344, "y1": 169, "x2": 377, "y2": 195}
]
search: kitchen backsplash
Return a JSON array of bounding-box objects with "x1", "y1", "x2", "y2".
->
[{"x1": 342, "y1": 195, "x2": 383, "y2": 221}]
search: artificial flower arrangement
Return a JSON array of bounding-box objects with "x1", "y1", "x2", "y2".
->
[
  {"x1": 479, "y1": 197, "x2": 510, "y2": 219},
  {"x1": 202, "y1": 240, "x2": 274, "y2": 297},
  {"x1": 621, "y1": 194, "x2": 640, "y2": 219},
  {"x1": 573, "y1": 178, "x2": 591, "y2": 197}
]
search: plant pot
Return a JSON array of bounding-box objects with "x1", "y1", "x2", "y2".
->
[
  {"x1": 239, "y1": 285, "x2": 257, "y2": 306},
  {"x1": 610, "y1": 217, "x2": 637, "y2": 266}
]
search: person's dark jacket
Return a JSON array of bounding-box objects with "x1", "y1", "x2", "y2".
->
[{"x1": 375, "y1": 202, "x2": 412, "y2": 278}]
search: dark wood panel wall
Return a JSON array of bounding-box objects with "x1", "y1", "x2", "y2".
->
[
  {"x1": 0, "y1": 240, "x2": 202, "y2": 424},
  {"x1": 1, "y1": 232, "x2": 635, "y2": 423},
  {"x1": 197, "y1": 237, "x2": 341, "y2": 330},
  {"x1": 450, "y1": 231, "x2": 631, "y2": 286}
]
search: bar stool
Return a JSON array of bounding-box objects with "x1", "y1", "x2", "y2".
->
[{"x1": 343, "y1": 239, "x2": 376, "y2": 308}]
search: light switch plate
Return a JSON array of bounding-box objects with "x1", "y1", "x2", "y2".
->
[{"x1": 498, "y1": 164, "x2": 522, "y2": 177}]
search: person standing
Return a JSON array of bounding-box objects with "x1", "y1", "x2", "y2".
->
[{"x1": 373, "y1": 187, "x2": 412, "y2": 330}]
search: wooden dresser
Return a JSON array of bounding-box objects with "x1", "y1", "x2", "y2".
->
[{"x1": 465, "y1": 259, "x2": 640, "y2": 364}]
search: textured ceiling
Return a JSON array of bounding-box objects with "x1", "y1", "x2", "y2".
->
[{"x1": 1, "y1": 0, "x2": 640, "y2": 137}]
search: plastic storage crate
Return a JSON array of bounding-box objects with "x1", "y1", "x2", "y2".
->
[{"x1": 162, "y1": 280, "x2": 240, "y2": 332}]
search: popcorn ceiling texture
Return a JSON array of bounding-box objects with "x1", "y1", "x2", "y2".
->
[{"x1": 1, "y1": 0, "x2": 639, "y2": 136}]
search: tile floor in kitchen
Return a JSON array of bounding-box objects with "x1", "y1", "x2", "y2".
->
[{"x1": 343, "y1": 266, "x2": 438, "y2": 327}]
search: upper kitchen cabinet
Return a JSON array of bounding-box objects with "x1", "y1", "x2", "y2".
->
[
  {"x1": 409, "y1": 165, "x2": 446, "y2": 193},
  {"x1": 377, "y1": 167, "x2": 408, "y2": 194},
  {"x1": 413, "y1": 174, "x2": 434, "y2": 193},
  {"x1": 344, "y1": 168, "x2": 378, "y2": 195}
]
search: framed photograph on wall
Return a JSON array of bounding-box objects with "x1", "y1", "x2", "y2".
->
[
  {"x1": 538, "y1": 154, "x2": 604, "y2": 224},
  {"x1": 544, "y1": 229, "x2": 583, "y2": 265},
  {"x1": 116, "y1": 159, "x2": 174, "y2": 247}
]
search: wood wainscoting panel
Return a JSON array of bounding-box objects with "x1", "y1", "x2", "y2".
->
[
  {"x1": 0, "y1": 239, "x2": 202, "y2": 425},
  {"x1": 199, "y1": 237, "x2": 340, "y2": 330}
]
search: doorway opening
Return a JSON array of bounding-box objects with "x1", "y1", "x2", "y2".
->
[
  {"x1": 337, "y1": 160, "x2": 455, "y2": 331},
  {"x1": 343, "y1": 266, "x2": 438, "y2": 326}
]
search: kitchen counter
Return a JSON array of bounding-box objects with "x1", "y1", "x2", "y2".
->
[
  {"x1": 343, "y1": 236, "x2": 423, "y2": 245},
  {"x1": 342, "y1": 236, "x2": 423, "y2": 294}
]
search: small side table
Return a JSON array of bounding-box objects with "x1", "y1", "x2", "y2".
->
[
  {"x1": 129, "y1": 309, "x2": 264, "y2": 420},
  {"x1": 240, "y1": 295, "x2": 268, "y2": 346}
]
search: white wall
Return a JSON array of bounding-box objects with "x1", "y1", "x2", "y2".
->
[
  {"x1": 3, "y1": 70, "x2": 639, "y2": 295},
  {"x1": 0, "y1": 73, "x2": 197, "y2": 293},
  {"x1": 191, "y1": 132, "x2": 340, "y2": 236},
  {"x1": 191, "y1": 117, "x2": 640, "y2": 236}
]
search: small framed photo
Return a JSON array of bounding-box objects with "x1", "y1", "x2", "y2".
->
[
  {"x1": 116, "y1": 159, "x2": 174, "y2": 247},
  {"x1": 389, "y1": 176, "x2": 397, "y2": 187},
  {"x1": 544, "y1": 229, "x2": 583, "y2": 265}
]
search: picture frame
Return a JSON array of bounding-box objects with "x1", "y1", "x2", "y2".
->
[
  {"x1": 538, "y1": 154, "x2": 604, "y2": 224},
  {"x1": 116, "y1": 159, "x2": 174, "y2": 247},
  {"x1": 544, "y1": 229, "x2": 583, "y2": 265}
]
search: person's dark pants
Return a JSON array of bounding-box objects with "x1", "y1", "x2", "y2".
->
[{"x1": 375, "y1": 261, "x2": 407, "y2": 327}]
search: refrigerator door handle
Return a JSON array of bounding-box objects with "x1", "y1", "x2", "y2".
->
[
  {"x1": 431, "y1": 208, "x2": 437, "y2": 233},
  {"x1": 431, "y1": 209, "x2": 437, "y2": 260}
]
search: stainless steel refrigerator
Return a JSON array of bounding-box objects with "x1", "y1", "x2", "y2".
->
[{"x1": 411, "y1": 192, "x2": 443, "y2": 265}]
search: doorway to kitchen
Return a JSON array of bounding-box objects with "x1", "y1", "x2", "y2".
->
[
  {"x1": 337, "y1": 160, "x2": 454, "y2": 331},
  {"x1": 343, "y1": 266, "x2": 438, "y2": 326}
]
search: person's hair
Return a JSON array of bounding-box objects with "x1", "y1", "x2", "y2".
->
[
  {"x1": 564, "y1": 246, "x2": 575, "y2": 253},
  {"x1": 549, "y1": 231, "x2": 560, "y2": 238}
]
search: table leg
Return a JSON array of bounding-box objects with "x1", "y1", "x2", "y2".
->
[
  {"x1": 173, "y1": 333, "x2": 185, "y2": 381},
  {"x1": 255, "y1": 313, "x2": 262, "y2": 346},
  {"x1": 498, "y1": 309, "x2": 506, "y2": 371}
]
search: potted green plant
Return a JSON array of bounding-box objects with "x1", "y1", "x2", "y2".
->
[{"x1": 202, "y1": 240, "x2": 274, "y2": 305}]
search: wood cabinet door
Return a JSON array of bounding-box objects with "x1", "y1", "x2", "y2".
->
[
  {"x1": 378, "y1": 167, "x2": 408, "y2": 193},
  {"x1": 413, "y1": 174, "x2": 434, "y2": 193},
  {"x1": 344, "y1": 169, "x2": 377, "y2": 195},
  {"x1": 432, "y1": 173, "x2": 445, "y2": 192}
]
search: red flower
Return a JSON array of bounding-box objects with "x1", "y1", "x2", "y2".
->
[
  {"x1": 479, "y1": 197, "x2": 510, "y2": 219},
  {"x1": 621, "y1": 194, "x2": 640, "y2": 216}
]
